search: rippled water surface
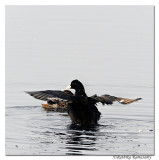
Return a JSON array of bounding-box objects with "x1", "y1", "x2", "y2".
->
[{"x1": 5, "y1": 83, "x2": 154, "y2": 155}]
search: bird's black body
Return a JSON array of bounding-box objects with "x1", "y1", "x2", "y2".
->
[
  {"x1": 66, "y1": 80, "x2": 101, "y2": 125},
  {"x1": 26, "y1": 79, "x2": 142, "y2": 126},
  {"x1": 67, "y1": 97, "x2": 101, "y2": 125}
]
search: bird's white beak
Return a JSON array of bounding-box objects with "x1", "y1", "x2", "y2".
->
[{"x1": 66, "y1": 85, "x2": 71, "y2": 90}]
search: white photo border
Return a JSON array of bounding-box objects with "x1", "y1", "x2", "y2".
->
[{"x1": 1, "y1": 0, "x2": 158, "y2": 160}]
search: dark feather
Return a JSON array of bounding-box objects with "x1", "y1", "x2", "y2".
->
[
  {"x1": 26, "y1": 90, "x2": 74, "y2": 101},
  {"x1": 90, "y1": 94, "x2": 142, "y2": 105}
]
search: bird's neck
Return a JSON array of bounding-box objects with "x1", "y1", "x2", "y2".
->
[{"x1": 75, "y1": 89, "x2": 87, "y2": 97}]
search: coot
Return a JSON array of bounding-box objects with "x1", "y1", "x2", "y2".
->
[{"x1": 26, "y1": 79, "x2": 142, "y2": 125}]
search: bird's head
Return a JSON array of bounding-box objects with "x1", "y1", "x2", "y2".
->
[{"x1": 66, "y1": 79, "x2": 85, "y2": 92}]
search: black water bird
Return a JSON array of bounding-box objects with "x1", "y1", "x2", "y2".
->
[{"x1": 26, "y1": 79, "x2": 142, "y2": 125}]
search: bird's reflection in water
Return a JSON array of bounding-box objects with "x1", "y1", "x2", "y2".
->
[{"x1": 65, "y1": 124, "x2": 99, "y2": 155}]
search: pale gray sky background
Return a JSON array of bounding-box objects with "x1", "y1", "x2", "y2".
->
[{"x1": 6, "y1": 6, "x2": 154, "y2": 87}]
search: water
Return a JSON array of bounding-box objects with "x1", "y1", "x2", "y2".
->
[{"x1": 5, "y1": 82, "x2": 154, "y2": 155}]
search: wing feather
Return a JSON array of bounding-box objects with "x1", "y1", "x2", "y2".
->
[
  {"x1": 91, "y1": 94, "x2": 142, "y2": 105},
  {"x1": 26, "y1": 90, "x2": 74, "y2": 101},
  {"x1": 116, "y1": 97, "x2": 142, "y2": 104}
]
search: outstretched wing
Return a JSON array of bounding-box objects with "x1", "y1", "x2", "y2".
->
[
  {"x1": 26, "y1": 90, "x2": 74, "y2": 101},
  {"x1": 91, "y1": 94, "x2": 142, "y2": 105},
  {"x1": 117, "y1": 97, "x2": 142, "y2": 104}
]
